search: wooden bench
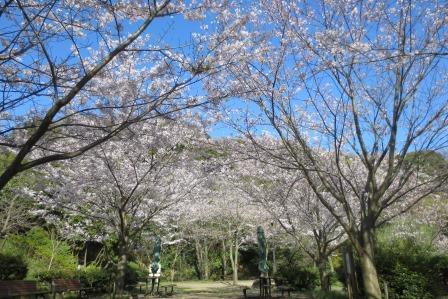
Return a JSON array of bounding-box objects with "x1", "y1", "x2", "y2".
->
[
  {"x1": 276, "y1": 285, "x2": 294, "y2": 297},
  {"x1": 124, "y1": 282, "x2": 149, "y2": 294},
  {"x1": 52, "y1": 279, "x2": 89, "y2": 298},
  {"x1": 160, "y1": 284, "x2": 176, "y2": 296},
  {"x1": 241, "y1": 286, "x2": 251, "y2": 298},
  {"x1": 241, "y1": 278, "x2": 273, "y2": 299},
  {"x1": 0, "y1": 280, "x2": 50, "y2": 298}
]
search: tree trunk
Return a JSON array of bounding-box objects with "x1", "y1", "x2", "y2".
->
[
  {"x1": 194, "y1": 238, "x2": 203, "y2": 280},
  {"x1": 194, "y1": 238, "x2": 209, "y2": 280},
  {"x1": 358, "y1": 226, "x2": 381, "y2": 299},
  {"x1": 204, "y1": 240, "x2": 210, "y2": 280},
  {"x1": 84, "y1": 245, "x2": 88, "y2": 266},
  {"x1": 317, "y1": 257, "x2": 330, "y2": 292},
  {"x1": 272, "y1": 246, "x2": 277, "y2": 276},
  {"x1": 232, "y1": 243, "x2": 239, "y2": 285},
  {"x1": 359, "y1": 248, "x2": 381, "y2": 299},
  {"x1": 328, "y1": 256, "x2": 334, "y2": 273},
  {"x1": 170, "y1": 244, "x2": 180, "y2": 282},
  {"x1": 116, "y1": 236, "x2": 128, "y2": 292},
  {"x1": 221, "y1": 239, "x2": 227, "y2": 280}
]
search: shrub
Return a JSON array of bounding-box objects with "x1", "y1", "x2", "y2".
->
[
  {"x1": 277, "y1": 265, "x2": 319, "y2": 290},
  {"x1": 2, "y1": 227, "x2": 78, "y2": 281},
  {"x1": 80, "y1": 265, "x2": 109, "y2": 288},
  {"x1": 376, "y1": 236, "x2": 448, "y2": 298},
  {"x1": 385, "y1": 264, "x2": 432, "y2": 299},
  {"x1": 312, "y1": 290, "x2": 348, "y2": 299},
  {"x1": 293, "y1": 267, "x2": 320, "y2": 290},
  {"x1": 275, "y1": 247, "x2": 319, "y2": 290},
  {"x1": 0, "y1": 253, "x2": 27, "y2": 280},
  {"x1": 125, "y1": 262, "x2": 148, "y2": 285},
  {"x1": 37, "y1": 269, "x2": 75, "y2": 283}
]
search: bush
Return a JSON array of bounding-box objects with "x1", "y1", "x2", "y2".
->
[
  {"x1": 293, "y1": 267, "x2": 320, "y2": 290},
  {"x1": 312, "y1": 290, "x2": 348, "y2": 299},
  {"x1": 376, "y1": 237, "x2": 448, "y2": 298},
  {"x1": 125, "y1": 262, "x2": 148, "y2": 285},
  {"x1": 277, "y1": 265, "x2": 319, "y2": 290},
  {"x1": 80, "y1": 265, "x2": 109, "y2": 288},
  {"x1": 0, "y1": 253, "x2": 27, "y2": 280},
  {"x1": 37, "y1": 269, "x2": 75, "y2": 283},
  {"x1": 385, "y1": 264, "x2": 431, "y2": 299},
  {"x1": 275, "y1": 247, "x2": 319, "y2": 290},
  {"x1": 2, "y1": 227, "x2": 78, "y2": 281}
]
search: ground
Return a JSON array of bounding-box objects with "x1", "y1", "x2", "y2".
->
[
  {"x1": 89, "y1": 280, "x2": 316, "y2": 299},
  {"x1": 151, "y1": 280, "x2": 312, "y2": 299}
]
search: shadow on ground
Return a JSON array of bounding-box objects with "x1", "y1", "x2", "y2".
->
[{"x1": 151, "y1": 280, "x2": 312, "y2": 299}]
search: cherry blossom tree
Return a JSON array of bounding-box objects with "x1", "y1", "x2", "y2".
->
[
  {"x1": 0, "y1": 0, "x2": 243, "y2": 190},
  {"x1": 39, "y1": 118, "x2": 209, "y2": 290},
  {"x1": 399, "y1": 195, "x2": 448, "y2": 251},
  {"x1": 213, "y1": 180, "x2": 268, "y2": 285},
  {"x1": 237, "y1": 159, "x2": 345, "y2": 291},
  {"x1": 212, "y1": 147, "x2": 280, "y2": 285},
  {"x1": 174, "y1": 151, "x2": 270, "y2": 285},
  {"x1": 207, "y1": 1, "x2": 448, "y2": 297}
]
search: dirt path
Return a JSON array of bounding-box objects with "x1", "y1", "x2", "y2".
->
[{"x1": 152, "y1": 280, "x2": 312, "y2": 299}]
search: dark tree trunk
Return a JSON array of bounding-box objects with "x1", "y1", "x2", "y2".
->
[
  {"x1": 317, "y1": 257, "x2": 330, "y2": 292},
  {"x1": 221, "y1": 239, "x2": 227, "y2": 280},
  {"x1": 116, "y1": 236, "x2": 128, "y2": 292}
]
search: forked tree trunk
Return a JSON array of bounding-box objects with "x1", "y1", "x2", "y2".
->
[
  {"x1": 194, "y1": 238, "x2": 210, "y2": 280},
  {"x1": 229, "y1": 241, "x2": 239, "y2": 285},
  {"x1": 194, "y1": 239, "x2": 203, "y2": 279}
]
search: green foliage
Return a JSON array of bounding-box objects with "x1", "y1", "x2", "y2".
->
[
  {"x1": 0, "y1": 253, "x2": 27, "y2": 279},
  {"x1": 164, "y1": 243, "x2": 202, "y2": 281},
  {"x1": 3, "y1": 227, "x2": 77, "y2": 281},
  {"x1": 79, "y1": 265, "x2": 109, "y2": 288},
  {"x1": 37, "y1": 269, "x2": 76, "y2": 283},
  {"x1": 125, "y1": 262, "x2": 148, "y2": 285},
  {"x1": 292, "y1": 267, "x2": 320, "y2": 290},
  {"x1": 0, "y1": 152, "x2": 41, "y2": 236},
  {"x1": 312, "y1": 290, "x2": 348, "y2": 299},
  {"x1": 275, "y1": 248, "x2": 319, "y2": 290},
  {"x1": 404, "y1": 150, "x2": 448, "y2": 176},
  {"x1": 194, "y1": 147, "x2": 228, "y2": 161},
  {"x1": 0, "y1": 151, "x2": 41, "y2": 192},
  {"x1": 376, "y1": 236, "x2": 448, "y2": 298}
]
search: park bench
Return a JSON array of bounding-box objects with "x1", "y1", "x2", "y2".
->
[
  {"x1": 241, "y1": 277, "x2": 273, "y2": 299},
  {"x1": 276, "y1": 285, "x2": 294, "y2": 297},
  {"x1": 273, "y1": 278, "x2": 293, "y2": 298},
  {"x1": 51, "y1": 279, "x2": 90, "y2": 298},
  {"x1": 241, "y1": 286, "x2": 251, "y2": 298},
  {"x1": 125, "y1": 283, "x2": 145, "y2": 293},
  {"x1": 159, "y1": 283, "x2": 176, "y2": 296},
  {"x1": 0, "y1": 280, "x2": 50, "y2": 298}
]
